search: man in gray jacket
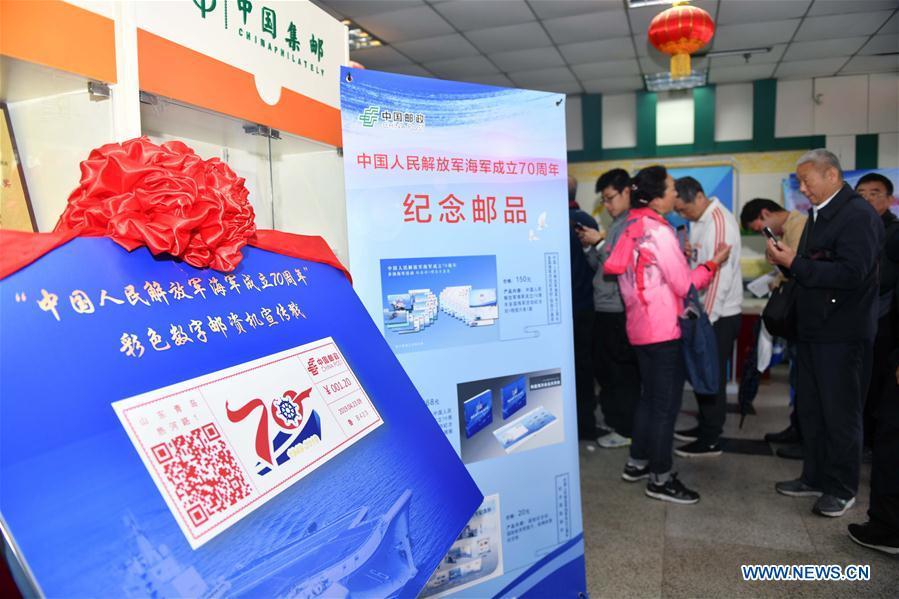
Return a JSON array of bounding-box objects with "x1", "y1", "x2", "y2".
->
[{"x1": 577, "y1": 169, "x2": 641, "y2": 449}]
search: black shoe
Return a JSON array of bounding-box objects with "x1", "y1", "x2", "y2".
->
[
  {"x1": 621, "y1": 463, "x2": 650, "y2": 482},
  {"x1": 775, "y1": 479, "x2": 822, "y2": 497},
  {"x1": 673, "y1": 426, "x2": 700, "y2": 443},
  {"x1": 645, "y1": 474, "x2": 700, "y2": 505},
  {"x1": 765, "y1": 424, "x2": 799, "y2": 444},
  {"x1": 775, "y1": 444, "x2": 803, "y2": 460},
  {"x1": 674, "y1": 439, "x2": 723, "y2": 458},
  {"x1": 848, "y1": 522, "x2": 899, "y2": 555},
  {"x1": 813, "y1": 494, "x2": 855, "y2": 518}
]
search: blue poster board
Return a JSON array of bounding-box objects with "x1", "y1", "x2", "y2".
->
[
  {"x1": 0, "y1": 237, "x2": 482, "y2": 597},
  {"x1": 667, "y1": 164, "x2": 735, "y2": 229},
  {"x1": 784, "y1": 167, "x2": 899, "y2": 216},
  {"x1": 341, "y1": 68, "x2": 586, "y2": 597}
]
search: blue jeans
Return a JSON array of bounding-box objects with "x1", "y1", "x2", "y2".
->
[{"x1": 630, "y1": 339, "x2": 687, "y2": 475}]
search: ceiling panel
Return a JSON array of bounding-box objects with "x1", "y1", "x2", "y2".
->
[
  {"x1": 354, "y1": 5, "x2": 454, "y2": 43},
  {"x1": 425, "y1": 55, "x2": 499, "y2": 78},
  {"x1": 558, "y1": 37, "x2": 637, "y2": 65},
  {"x1": 529, "y1": 0, "x2": 620, "y2": 20},
  {"x1": 628, "y1": 0, "x2": 719, "y2": 34},
  {"x1": 858, "y1": 33, "x2": 899, "y2": 55},
  {"x1": 349, "y1": 45, "x2": 413, "y2": 68},
  {"x1": 708, "y1": 63, "x2": 776, "y2": 83},
  {"x1": 807, "y1": 0, "x2": 899, "y2": 16},
  {"x1": 456, "y1": 73, "x2": 516, "y2": 88},
  {"x1": 839, "y1": 54, "x2": 899, "y2": 74},
  {"x1": 783, "y1": 36, "x2": 869, "y2": 61},
  {"x1": 708, "y1": 44, "x2": 787, "y2": 67},
  {"x1": 466, "y1": 22, "x2": 553, "y2": 54},
  {"x1": 431, "y1": 0, "x2": 534, "y2": 31},
  {"x1": 794, "y1": 10, "x2": 895, "y2": 41},
  {"x1": 507, "y1": 67, "x2": 579, "y2": 87},
  {"x1": 525, "y1": 81, "x2": 584, "y2": 94},
  {"x1": 392, "y1": 33, "x2": 481, "y2": 63},
  {"x1": 489, "y1": 47, "x2": 566, "y2": 72},
  {"x1": 581, "y1": 76, "x2": 645, "y2": 94},
  {"x1": 717, "y1": 0, "x2": 811, "y2": 25},
  {"x1": 774, "y1": 57, "x2": 848, "y2": 78},
  {"x1": 709, "y1": 19, "x2": 802, "y2": 51},
  {"x1": 385, "y1": 63, "x2": 435, "y2": 78},
  {"x1": 881, "y1": 12, "x2": 899, "y2": 33},
  {"x1": 318, "y1": 1, "x2": 425, "y2": 19},
  {"x1": 572, "y1": 59, "x2": 642, "y2": 79},
  {"x1": 543, "y1": 9, "x2": 630, "y2": 45}
]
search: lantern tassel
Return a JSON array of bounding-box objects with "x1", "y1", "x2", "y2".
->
[{"x1": 671, "y1": 53, "x2": 691, "y2": 79}]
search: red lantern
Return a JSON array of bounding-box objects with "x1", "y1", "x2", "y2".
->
[{"x1": 648, "y1": 1, "x2": 715, "y2": 79}]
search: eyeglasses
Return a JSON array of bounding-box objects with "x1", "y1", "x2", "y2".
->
[{"x1": 600, "y1": 191, "x2": 620, "y2": 204}]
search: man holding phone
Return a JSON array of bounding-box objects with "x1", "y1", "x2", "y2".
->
[{"x1": 767, "y1": 150, "x2": 883, "y2": 518}]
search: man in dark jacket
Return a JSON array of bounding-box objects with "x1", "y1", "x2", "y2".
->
[
  {"x1": 568, "y1": 176, "x2": 599, "y2": 443},
  {"x1": 855, "y1": 173, "x2": 899, "y2": 449},
  {"x1": 767, "y1": 149, "x2": 883, "y2": 518}
]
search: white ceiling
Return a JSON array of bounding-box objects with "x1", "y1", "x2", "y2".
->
[{"x1": 313, "y1": 0, "x2": 899, "y2": 94}]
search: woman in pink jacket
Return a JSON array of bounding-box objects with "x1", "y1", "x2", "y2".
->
[{"x1": 604, "y1": 165, "x2": 730, "y2": 504}]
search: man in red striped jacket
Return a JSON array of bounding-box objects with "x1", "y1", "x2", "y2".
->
[{"x1": 671, "y1": 176, "x2": 744, "y2": 457}]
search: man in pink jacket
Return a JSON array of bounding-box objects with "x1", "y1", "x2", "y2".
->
[{"x1": 604, "y1": 166, "x2": 730, "y2": 504}]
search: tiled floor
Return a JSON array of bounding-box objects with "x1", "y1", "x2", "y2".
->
[{"x1": 580, "y1": 367, "x2": 899, "y2": 598}]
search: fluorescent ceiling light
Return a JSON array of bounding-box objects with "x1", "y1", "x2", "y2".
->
[
  {"x1": 627, "y1": 0, "x2": 676, "y2": 7},
  {"x1": 343, "y1": 19, "x2": 383, "y2": 51},
  {"x1": 703, "y1": 47, "x2": 772, "y2": 59},
  {"x1": 644, "y1": 70, "x2": 707, "y2": 92}
]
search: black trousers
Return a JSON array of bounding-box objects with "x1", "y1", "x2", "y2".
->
[
  {"x1": 574, "y1": 308, "x2": 597, "y2": 440},
  {"x1": 631, "y1": 340, "x2": 686, "y2": 475},
  {"x1": 694, "y1": 314, "x2": 741, "y2": 444},
  {"x1": 797, "y1": 340, "x2": 872, "y2": 500},
  {"x1": 864, "y1": 311, "x2": 895, "y2": 447},
  {"x1": 592, "y1": 311, "x2": 640, "y2": 437},
  {"x1": 869, "y1": 351, "x2": 899, "y2": 536}
]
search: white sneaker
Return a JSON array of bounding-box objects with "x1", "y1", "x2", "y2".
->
[{"x1": 597, "y1": 432, "x2": 631, "y2": 449}]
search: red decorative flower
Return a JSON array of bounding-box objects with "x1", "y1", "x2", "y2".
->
[{"x1": 55, "y1": 137, "x2": 256, "y2": 271}]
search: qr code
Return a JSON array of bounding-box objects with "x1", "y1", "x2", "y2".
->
[{"x1": 151, "y1": 423, "x2": 252, "y2": 527}]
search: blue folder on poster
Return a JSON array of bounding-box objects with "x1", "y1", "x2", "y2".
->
[{"x1": 0, "y1": 237, "x2": 482, "y2": 598}]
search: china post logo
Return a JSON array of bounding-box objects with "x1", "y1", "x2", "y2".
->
[{"x1": 359, "y1": 106, "x2": 380, "y2": 127}]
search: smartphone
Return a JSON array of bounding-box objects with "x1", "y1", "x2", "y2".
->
[
  {"x1": 762, "y1": 226, "x2": 781, "y2": 249},
  {"x1": 676, "y1": 225, "x2": 687, "y2": 250}
]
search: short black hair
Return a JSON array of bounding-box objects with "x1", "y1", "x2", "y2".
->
[
  {"x1": 856, "y1": 172, "x2": 894, "y2": 197},
  {"x1": 630, "y1": 165, "x2": 667, "y2": 208},
  {"x1": 675, "y1": 176, "x2": 704, "y2": 204},
  {"x1": 596, "y1": 168, "x2": 630, "y2": 194},
  {"x1": 740, "y1": 198, "x2": 785, "y2": 230}
]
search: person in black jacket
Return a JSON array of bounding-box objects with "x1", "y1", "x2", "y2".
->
[
  {"x1": 766, "y1": 149, "x2": 883, "y2": 518},
  {"x1": 854, "y1": 173, "x2": 899, "y2": 450},
  {"x1": 568, "y1": 176, "x2": 600, "y2": 443}
]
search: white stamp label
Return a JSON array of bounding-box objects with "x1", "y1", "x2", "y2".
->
[{"x1": 113, "y1": 337, "x2": 382, "y2": 549}]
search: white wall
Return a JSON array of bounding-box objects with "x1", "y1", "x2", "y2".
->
[
  {"x1": 880, "y1": 133, "x2": 899, "y2": 168},
  {"x1": 715, "y1": 83, "x2": 753, "y2": 142},
  {"x1": 776, "y1": 73, "x2": 899, "y2": 138},
  {"x1": 601, "y1": 93, "x2": 636, "y2": 149},
  {"x1": 656, "y1": 91, "x2": 694, "y2": 146}
]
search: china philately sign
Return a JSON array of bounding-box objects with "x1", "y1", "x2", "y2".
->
[{"x1": 136, "y1": 0, "x2": 346, "y2": 108}]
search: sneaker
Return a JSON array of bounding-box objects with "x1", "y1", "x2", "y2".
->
[
  {"x1": 674, "y1": 439, "x2": 723, "y2": 458},
  {"x1": 673, "y1": 426, "x2": 699, "y2": 443},
  {"x1": 848, "y1": 522, "x2": 899, "y2": 555},
  {"x1": 765, "y1": 424, "x2": 800, "y2": 444},
  {"x1": 813, "y1": 494, "x2": 855, "y2": 518},
  {"x1": 597, "y1": 431, "x2": 631, "y2": 449},
  {"x1": 775, "y1": 444, "x2": 803, "y2": 460},
  {"x1": 775, "y1": 479, "x2": 823, "y2": 497},
  {"x1": 621, "y1": 463, "x2": 650, "y2": 482},
  {"x1": 645, "y1": 474, "x2": 700, "y2": 505}
]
